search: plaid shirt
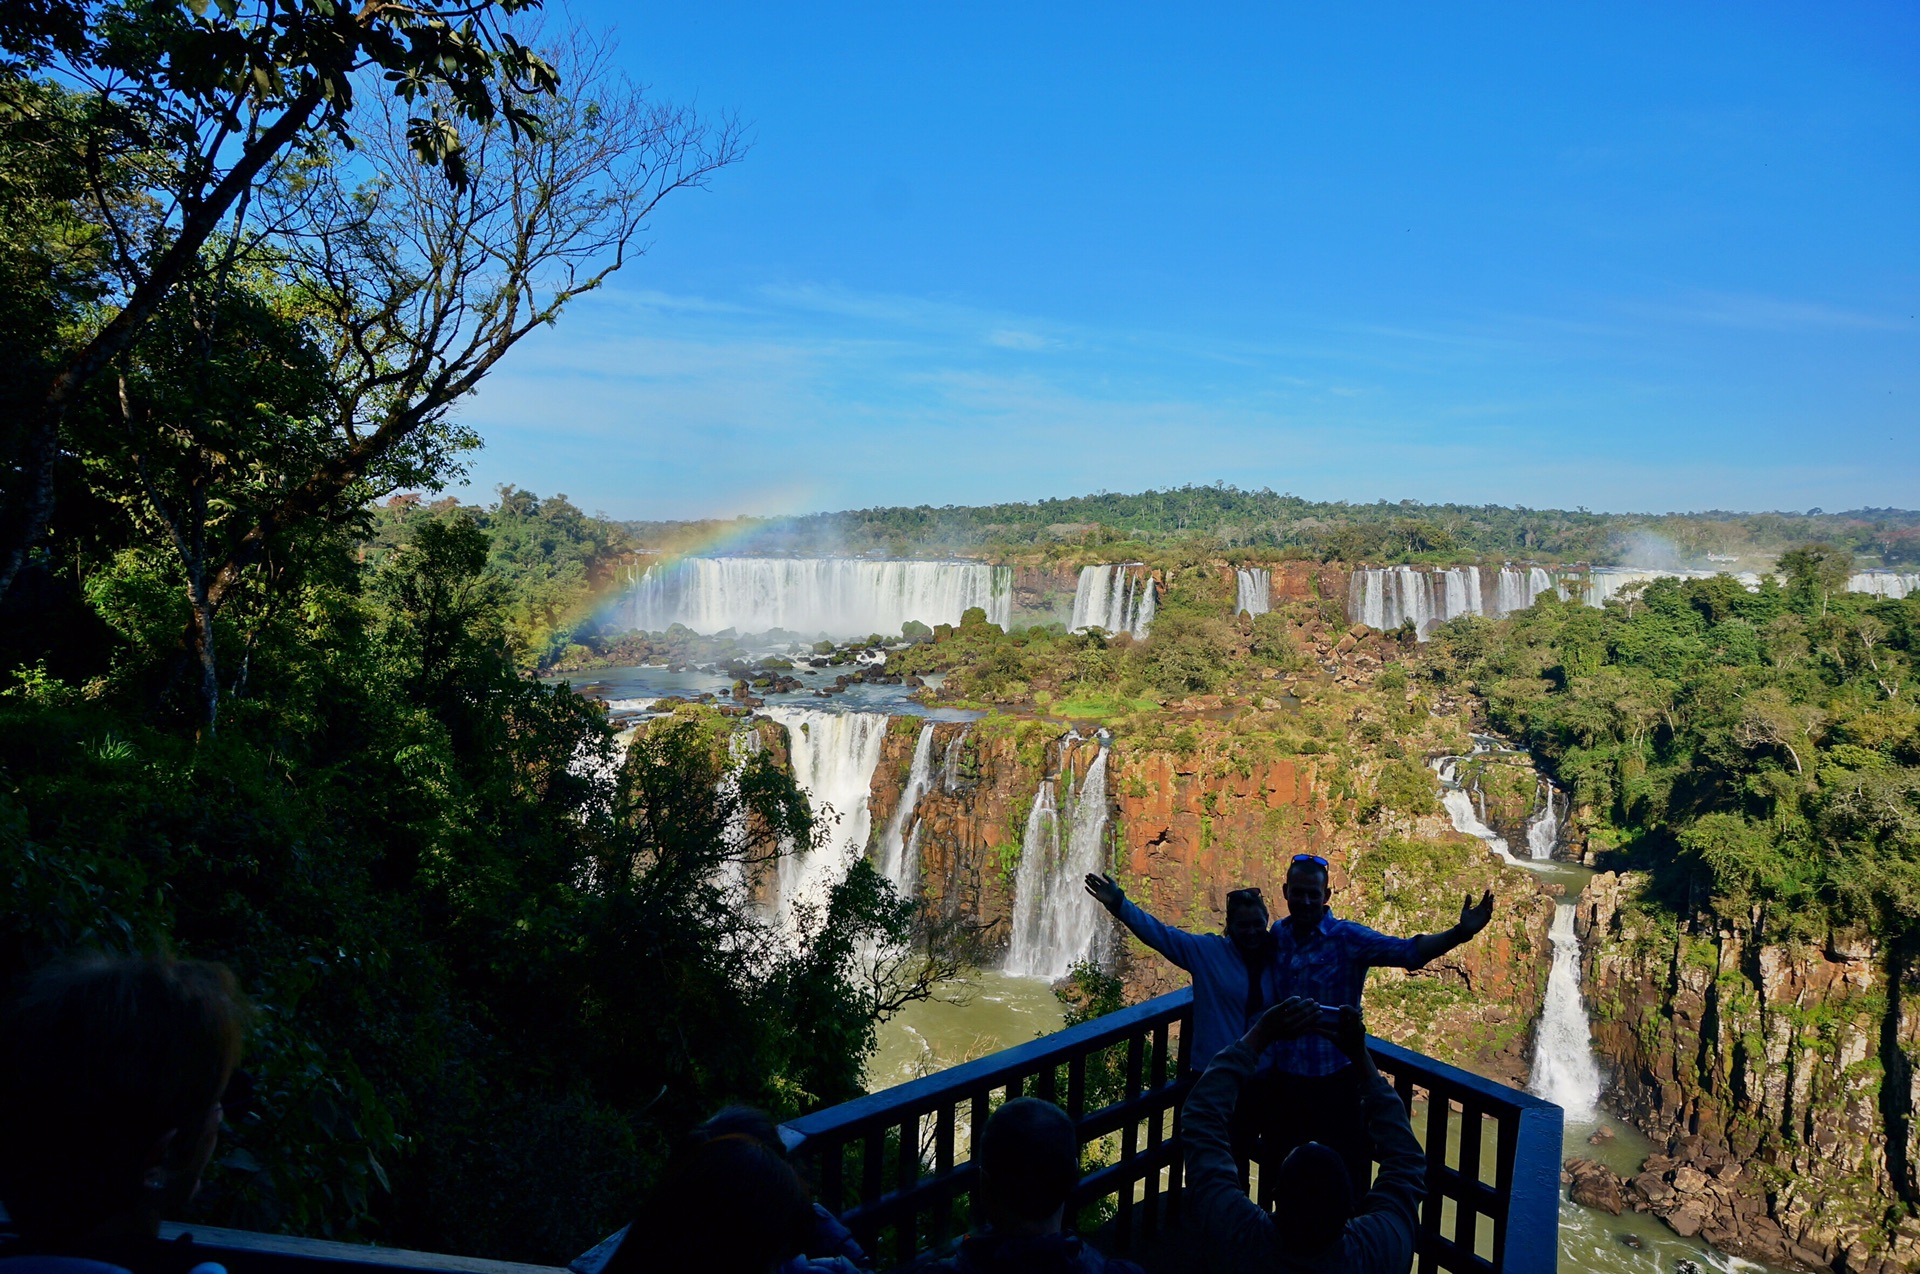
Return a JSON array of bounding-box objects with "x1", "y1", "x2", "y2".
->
[
  {"x1": 1114, "y1": 901, "x2": 1426, "y2": 1077},
  {"x1": 1266, "y1": 911, "x2": 1424, "y2": 1077}
]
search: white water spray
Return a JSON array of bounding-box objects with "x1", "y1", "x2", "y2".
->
[
  {"x1": 1531, "y1": 903, "x2": 1603, "y2": 1120},
  {"x1": 1005, "y1": 742, "x2": 1112, "y2": 980},
  {"x1": 875, "y1": 723, "x2": 937, "y2": 894},
  {"x1": 1526, "y1": 782, "x2": 1562, "y2": 861},
  {"x1": 1235, "y1": 568, "x2": 1271, "y2": 617},
  {"x1": 763, "y1": 708, "x2": 890, "y2": 939},
  {"x1": 1070, "y1": 566, "x2": 1157, "y2": 636},
  {"x1": 617, "y1": 557, "x2": 1012, "y2": 638}
]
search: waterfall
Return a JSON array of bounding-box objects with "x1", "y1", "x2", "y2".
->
[
  {"x1": 1491, "y1": 565, "x2": 1559, "y2": 618},
  {"x1": 1005, "y1": 742, "x2": 1113, "y2": 980},
  {"x1": 1436, "y1": 751, "x2": 1606, "y2": 1125},
  {"x1": 1235, "y1": 568, "x2": 1271, "y2": 617},
  {"x1": 941, "y1": 728, "x2": 970, "y2": 793},
  {"x1": 875, "y1": 723, "x2": 937, "y2": 894},
  {"x1": 1526, "y1": 782, "x2": 1561, "y2": 861},
  {"x1": 763, "y1": 708, "x2": 890, "y2": 938},
  {"x1": 1580, "y1": 566, "x2": 1765, "y2": 607},
  {"x1": 1348, "y1": 566, "x2": 1485, "y2": 639},
  {"x1": 1069, "y1": 565, "x2": 1157, "y2": 636},
  {"x1": 1433, "y1": 756, "x2": 1524, "y2": 865},
  {"x1": 1851, "y1": 571, "x2": 1920, "y2": 599},
  {"x1": 616, "y1": 557, "x2": 1012, "y2": 638},
  {"x1": 1531, "y1": 903, "x2": 1602, "y2": 1121}
]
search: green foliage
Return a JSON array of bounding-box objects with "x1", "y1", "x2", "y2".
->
[{"x1": 1430, "y1": 564, "x2": 1920, "y2": 942}]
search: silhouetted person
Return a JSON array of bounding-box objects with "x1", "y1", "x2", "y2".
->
[
  {"x1": 1183, "y1": 999, "x2": 1425, "y2": 1273},
  {"x1": 0, "y1": 955, "x2": 247, "y2": 1274},
  {"x1": 607, "y1": 1132, "x2": 819, "y2": 1274},
  {"x1": 931, "y1": 1098, "x2": 1141, "y2": 1274},
  {"x1": 690, "y1": 1108, "x2": 867, "y2": 1272},
  {"x1": 1088, "y1": 859, "x2": 1490, "y2": 1193}
]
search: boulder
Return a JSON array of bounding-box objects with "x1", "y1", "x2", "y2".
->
[{"x1": 1564, "y1": 1158, "x2": 1626, "y2": 1216}]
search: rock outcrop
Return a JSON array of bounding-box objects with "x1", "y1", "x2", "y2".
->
[{"x1": 1577, "y1": 871, "x2": 1920, "y2": 1272}]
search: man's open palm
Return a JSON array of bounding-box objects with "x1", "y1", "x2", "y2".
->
[
  {"x1": 1084, "y1": 873, "x2": 1125, "y2": 910},
  {"x1": 1460, "y1": 889, "x2": 1495, "y2": 936}
]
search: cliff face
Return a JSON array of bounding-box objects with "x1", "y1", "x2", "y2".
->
[
  {"x1": 1577, "y1": 871, "x2": 1920, "y2": 1272},
  {"x1": 860, "y1": 714, "x2": 1556, "y2": 1085}
]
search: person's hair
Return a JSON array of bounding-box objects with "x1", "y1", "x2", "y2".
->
[
  {"x1": 613, "y1": 1134, "x2": 811, "y2": 1274},
  {"x1": 976, "y1": 1098, "x2": 1079, "y2": 1225},
  {"x1": 0, "y1": 954, "x2": 247, "y2": 1243},
  {"x1": 1224, "y1": 889, "x2": 1269, "y2": 923},
  {"x1": 693, "y1": 1106, "x2": 784, "y2": 1155},
  {"x1": 1285, "y1": 858, "x2": 1330, "y2": 889},
  {"x1": 1271, "y1": 1142, "x2": 1354, "y2": 1251}
]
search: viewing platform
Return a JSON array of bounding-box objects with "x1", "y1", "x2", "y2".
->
[{"x1": 134, "y1": 987, "x2": 1564, "y2": 1274}]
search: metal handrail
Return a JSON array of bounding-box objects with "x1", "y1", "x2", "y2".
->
[{"x1": 779, "y1": 986, "x2": 1563, "y2": 1273}]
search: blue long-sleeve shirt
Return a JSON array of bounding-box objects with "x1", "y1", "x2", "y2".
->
[{"x1": 1112, "y1": 900, "x2": 1424, "y2": 1076}]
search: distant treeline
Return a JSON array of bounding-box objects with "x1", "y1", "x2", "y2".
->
[{"x1": 622, "y1": 486, "x2": 1920, "y2": 567}]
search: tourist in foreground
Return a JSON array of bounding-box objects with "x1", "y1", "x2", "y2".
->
[
  {"x1": 1182, "y1": 998, "x2": 1424, "y2": 1274},
  {"x1": 0, "y1": 955, "x2": 248, "y2": 1274},
  {"x1": 928, "y1": 1098, "x2": 1142, "y2": 1274},
  {"x1": 1084, "y1": 857, "x2": 1491, "y2": 1187}
]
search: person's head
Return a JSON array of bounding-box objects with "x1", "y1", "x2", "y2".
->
[
  {"x1": 693, "y1": 1106, "x2": 784, "y2": 1156},
  {"x1": 975, "y1": 1098, "x2": 1079, "y2": 1236},
  {"x1": 1282, "y1": 855, "x2": 1332, "y2": 928},
  {"x1": 1270, "y1": 1141, "x2": 1354, "y2": 1251},
  {"x1": 626, "y1": 1134, "x2": 812, "y2": 1274},
  {"x1": 0, "y1": 954, "x2": 247, "y2": 1247},
  {"x1": 1223, "y1": 887, "x2": 1271, "y2": 953}
]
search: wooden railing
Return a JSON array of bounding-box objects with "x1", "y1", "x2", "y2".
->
[{"x1": 778, "y1": 987, "x2": 1563, "y2": 1273}]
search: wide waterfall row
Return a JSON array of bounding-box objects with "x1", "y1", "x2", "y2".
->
[
  {"x1": 1235, "y1": 568, "x2": 1270, "y2": 617},
  {"x1": 1070, "y1": 565, "x2": 1157, "y2": 636},
  {"x1": 615, "y1": 557, "x2": 1012, "y2": 639},
  {"x1": 1851, "y1": 571, "x2": 1920, "y2": 599},
  {"x1": 1493, "y1": 566, "x2": 1561, "y2": 616},
  {"x1": 1005, "y1": 738, "x2": 1112, "y2": 981}
]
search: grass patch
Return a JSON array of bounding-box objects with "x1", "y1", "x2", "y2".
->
[{"x1": 1049, "y1": 694, "x2": 1160, "y2": 721}]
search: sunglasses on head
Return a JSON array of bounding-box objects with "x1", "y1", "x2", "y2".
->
[
  {"x1": 1291, "y1": 854, "x2": 1328, "y2": 868},
  {"x1": 1225, "y1": 887, "x2": 1264, "y2": 906}
]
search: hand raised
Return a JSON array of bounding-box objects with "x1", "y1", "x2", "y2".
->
[
  {"x1": 1083, "y1": 873, "x2": 1125, "y2": 911},
  {"x1": 1459, "y1": 889, "x2": 1494, "y2": 937}
]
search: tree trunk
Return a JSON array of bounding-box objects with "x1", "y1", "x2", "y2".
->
[{"x1": 187, "y1": 585, "x2": 220, "y2": 736}]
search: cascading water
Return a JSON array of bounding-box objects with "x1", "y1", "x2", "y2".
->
[
  {"x1": 1491, "y1": 566, "x2": 1559, "y2": 618},
  {"x1": 763, "y1": 708, "x2": 890, "y2": 939},
  {"x1": 1235, "y1": 568, "x2": 1271, "y2": 617},
  {"x1": 1005, "y1": 740, "x2": 1112, "y2": 981},
  {"x1": 1069, "y1": 565, "x2": 1157, "y2": 636},
  {"x1": 875, "y1": 723, "x2": 937, "y2": 893},
  {"x1": 941, "y1": 728, "x2": 970, "y2": 793},
  {"x1": 616, "y1": 557, "x2": 1012, "y2": 638},
  {"x1": 1532, "y1": 903, "x2": 1603, "y2": 1121},
  {"x1": 1433, "y1": 755, "x2": 1524, "y2": 865},
  {"x1": 1526, "y1": 781, "x2": 1562, "y2": 861},
  {"x1": 1348, "y1": 566, "x2": 1484, "y2": 639}
]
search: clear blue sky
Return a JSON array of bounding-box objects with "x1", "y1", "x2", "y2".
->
[{"x1": 459, "y1": 2, "x2": 1919, "y2": 520}]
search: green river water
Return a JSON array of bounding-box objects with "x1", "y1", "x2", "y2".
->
[{"x1": 867, "y1": 969, "x2": 1779, "y2": 1274}]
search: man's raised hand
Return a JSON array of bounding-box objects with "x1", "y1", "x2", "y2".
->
[
  {"x1": 1084, "y1": 873, "x2": 1125, "y2": 912},
  {"x1": 1459, "y1": 889, "x2": 1495, "y2": 938}
]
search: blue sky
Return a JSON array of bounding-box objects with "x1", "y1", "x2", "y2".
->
[{"x1": 459, "y1": 3, "x2": 1919, "y2": 520}]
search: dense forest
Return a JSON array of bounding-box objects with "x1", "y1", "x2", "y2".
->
[
  {"x1": 623, "y1": 488, "x2": 1920, "y2": 567},
  {"x1": 0, "y1": 2, "x2": 929, "y2": 1262}
]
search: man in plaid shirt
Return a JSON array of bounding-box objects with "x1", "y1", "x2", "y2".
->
[{"x1": 1085, "y1": 854, "x2": 1493, "y2": 1193}]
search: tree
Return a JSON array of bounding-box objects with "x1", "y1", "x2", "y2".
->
[
  {"x1": 69, "y1": 26, "x2": 739, "y2": 729},
  {"x1": 1777, "y1": 542, "x2": 1853, "y2": 617},
  {"x1": 0, "y1": 0, "x2": 563, "y2": 596}
]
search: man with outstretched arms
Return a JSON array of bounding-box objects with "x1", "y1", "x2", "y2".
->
[
  {"x1": 1181, "y1": 998, "x2": 1425, "y2": 1274},
  {"x1": 1084, "y1": 854, "x2": 1492, "y2": 1185}
]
